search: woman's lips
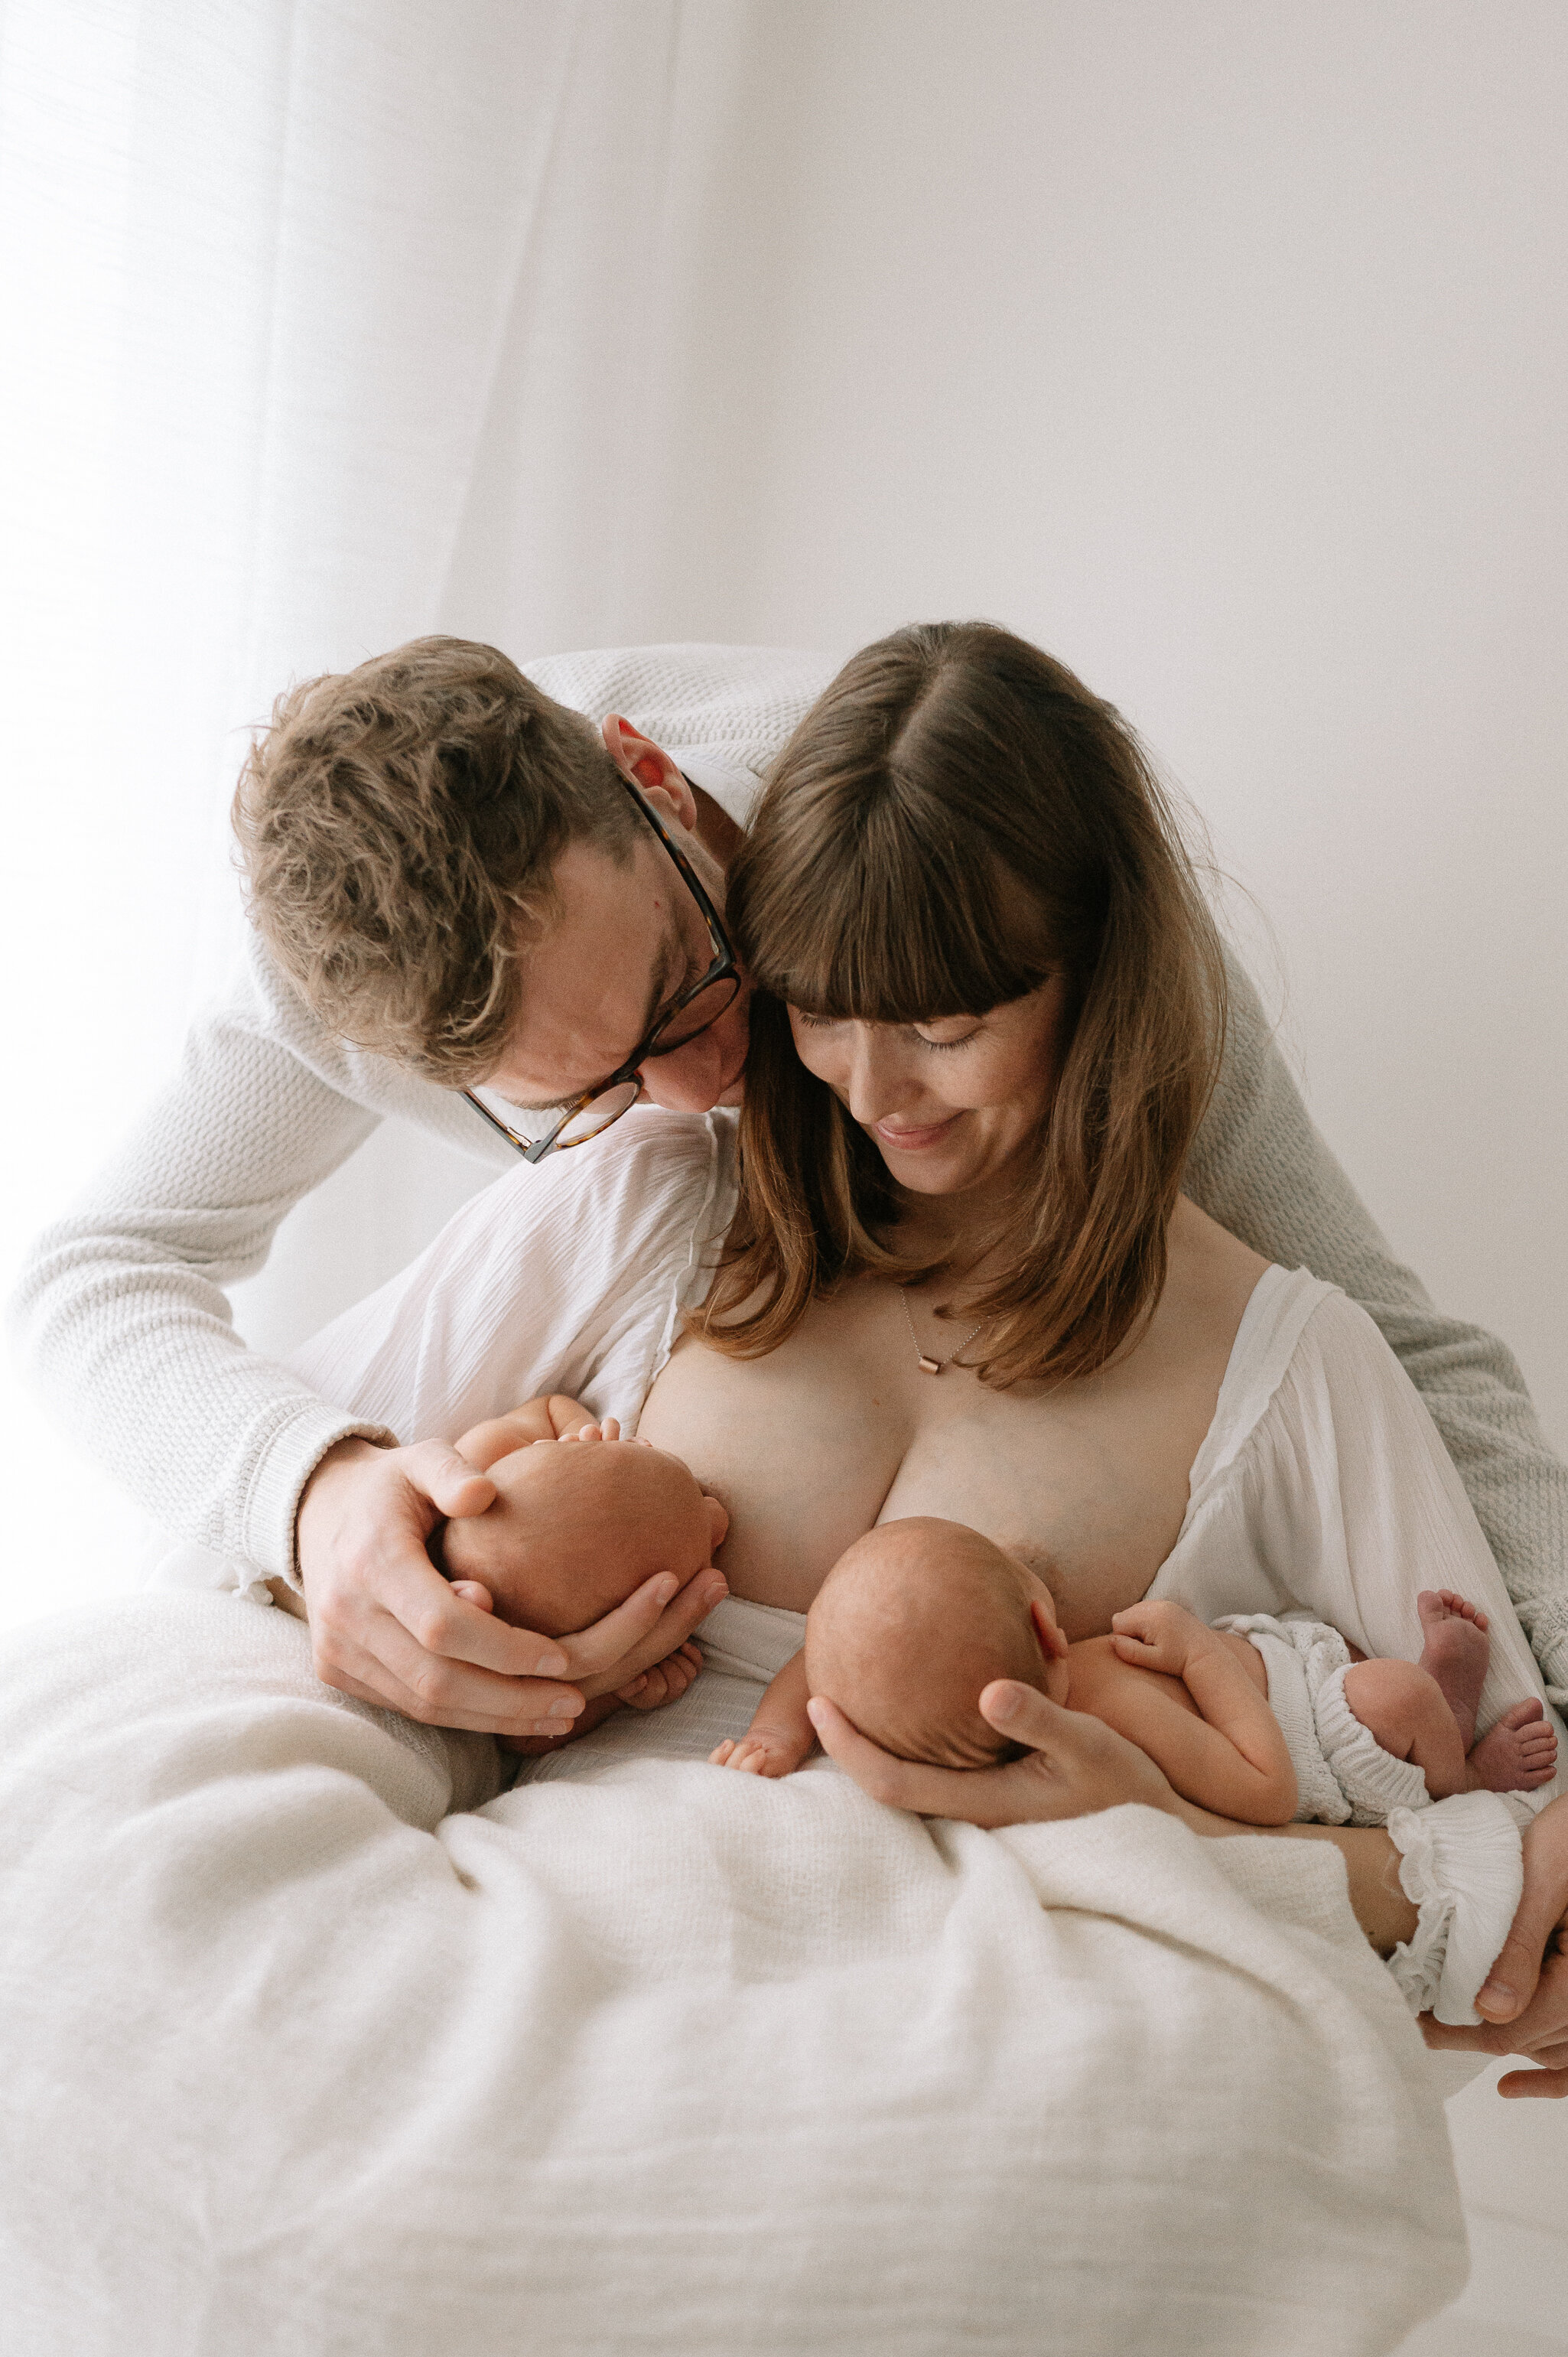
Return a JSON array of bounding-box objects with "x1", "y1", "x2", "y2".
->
[{"x1": 871, "y1": 1114, "x2": 961, "y2": 1152}]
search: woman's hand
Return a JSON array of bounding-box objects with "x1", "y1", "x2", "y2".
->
[
  {"x1": 806, "y1": 1680, "x2": 1182, "y2": 1829},
  {"x1": 1420, "y1": 1791, "x2": 1568, "y2": 2095}
]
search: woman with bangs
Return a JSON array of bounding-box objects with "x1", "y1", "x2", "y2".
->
[{"x1": 636, "y1": 618, "x2": 1566, "y2": 1998}]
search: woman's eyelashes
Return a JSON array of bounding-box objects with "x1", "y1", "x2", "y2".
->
[{"x1": 789, "y1": 1009, "x2": 984, "y2": 1051}]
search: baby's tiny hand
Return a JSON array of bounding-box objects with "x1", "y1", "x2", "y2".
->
[
  {"x1": 618, "y1": 1640, "x2": 703, "y2": 1711},
  {"x1": 1110, "y1": 1598, "x2": 1207, "y2": 1675},
  {"x1": 709, "y1": 1728, "x2": 814, "y2": 1779},
  {"x1": 555, "y1": 1417, "x2": 622, "y2": 1446}
]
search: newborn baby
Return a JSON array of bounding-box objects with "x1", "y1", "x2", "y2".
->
[
  {"x1": 711, "y1": 1517, "x2": 1557, "y2": 1825},
  {"x1": 442, "y1": 1396, "x2": 729, "y2": 1735}
]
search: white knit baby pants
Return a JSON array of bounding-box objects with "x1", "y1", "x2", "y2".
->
[
  {"x1": 1212, "y1": 1610, "x2": 1431, "y2": 1827},
  {"x1": 1213, "y1": 1612, "x2": 1525, "y2": 2027}
]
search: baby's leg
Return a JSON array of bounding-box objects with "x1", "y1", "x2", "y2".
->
[{"x1": 1341, "y1": 1657, "x2": 1470, "y2": 1801}]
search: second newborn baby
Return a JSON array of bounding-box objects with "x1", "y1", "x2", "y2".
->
[{"x1": 714, "y1": 1517, "x2": 1557, "y2": 1824}]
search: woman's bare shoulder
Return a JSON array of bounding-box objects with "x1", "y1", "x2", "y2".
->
[
  {"x1": 1170, "y1": 1193, "x2": 1271, "y2": 1281},
  {"x1": 1158, "y1": 1196, "x2": 1272, "y2": 1344}
]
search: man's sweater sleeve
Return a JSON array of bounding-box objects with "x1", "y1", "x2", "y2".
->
[
  {"x1": 8, "y1": 985, "x2": 401, "y2": 1580},
  {"x1": 1186, "y1": 951, "x2": 1568, "y2": 1709}
]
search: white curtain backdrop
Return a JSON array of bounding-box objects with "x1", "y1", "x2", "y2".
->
[
  {"x1": 0, "y1": 0, "x2": 759, "y2": 1616},
  {"x1": 2, "y1": 0, "x2": 1566, "y2": 1634}
]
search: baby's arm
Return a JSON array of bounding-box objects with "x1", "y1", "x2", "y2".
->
[
  {"x1": 1101, "y1": 1600, "x2": 1298, "y2": 1826},
  {"x1": 455, "y1": 1395, "x2": 602, "y2": 1470},
  {"x1": 711, "y1": 1649, "x2": 816, "y2": 1778}
]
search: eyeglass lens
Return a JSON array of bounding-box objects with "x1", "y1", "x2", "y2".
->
[
  {"x1": 552, "y1": 1078, "x2": 643, "y2": 1147},
  {"x1": 645, "y1": 973, "x2": 739, "y2": 1056}
]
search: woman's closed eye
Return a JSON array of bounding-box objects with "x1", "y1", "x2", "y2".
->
[
  {"x1": 789, "y1": 1010, "x2": 985, "y2": 1052},
  {"x1": 912, "y1": 1021, "x2": 983, "y2": 1053}
]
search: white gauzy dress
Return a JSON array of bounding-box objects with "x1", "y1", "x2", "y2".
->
[{"x1": 255, "y1": 1107, "x2": 1563, "y2": 1802}]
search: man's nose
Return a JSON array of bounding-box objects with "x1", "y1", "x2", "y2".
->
[{"x1": 639, "y1": 1030, "x2": 725, "y2": 1113}]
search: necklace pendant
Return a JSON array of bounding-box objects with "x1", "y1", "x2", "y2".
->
[{"x1": 916, "y1": 1353, "x2": 942, "y2": 1375}]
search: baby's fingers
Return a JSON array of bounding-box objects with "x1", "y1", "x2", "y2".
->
[
  {"x1": 712, "y1": 1738, "x2": 764, "y2": 1773},
  {"x1": 709, "y1": 1740, "x2": 737, "y2": 1765}
]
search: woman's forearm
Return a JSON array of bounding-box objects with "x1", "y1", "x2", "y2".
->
[{"x1": 1171, "y1": 1802, "x2": 1417, "y2": 1954}]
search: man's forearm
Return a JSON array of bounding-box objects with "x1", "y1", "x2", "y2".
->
[
  {"x1": 13, "y1": 1216, "x2": 392, "y2": 1576},
  {"x1": 8, "y1": 979, "x2": 394, "y2": 1577},
  {"x1": 1189, "y1": 950, "x2": 1568, "y2": 1707}
]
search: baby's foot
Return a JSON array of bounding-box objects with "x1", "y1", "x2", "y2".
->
[
  {"x1": 709, "y1": 1729, "x2": 813, "y2": 1779},
  {"x1": 1468, "y1": 1698, "x2": 1560, "y2": 1792},
  {"x1": 1416, "y1": 1590, "x2": 1491, "y2": 1750}
]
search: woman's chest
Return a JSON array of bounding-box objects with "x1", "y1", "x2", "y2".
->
[{"x1": 635, "y1": 1278, "x2": 1235, "y2": 1637}]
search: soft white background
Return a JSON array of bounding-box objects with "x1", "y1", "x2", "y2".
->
[{"x1": 0, "y1": 3, "x2": 1565, "y2": 2334}]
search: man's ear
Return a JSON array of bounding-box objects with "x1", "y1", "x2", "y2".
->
[
  {"x1": 601, "y1": 713, "x2": 698, "y2": 831},
  {"x1": 704, "y1": 1495, "x2": 730, "y2": 1556},
  {"x1": 1030, "y1": 1596, "x2": 1069, "y2": 1663}
]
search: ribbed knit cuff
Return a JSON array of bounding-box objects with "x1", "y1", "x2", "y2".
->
[{"x1": 240, "y1": 1402, "x2": 397, "y2": 1587}]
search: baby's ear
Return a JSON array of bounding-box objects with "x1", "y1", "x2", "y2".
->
[
  {"x1": 1029, "y1": 1596, "x2": 1069, "y2": 1663},
  {"x1": 704, "y1": 1495, "x2": 729, "y2": 1555}
]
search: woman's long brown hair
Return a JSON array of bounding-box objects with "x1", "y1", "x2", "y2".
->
[{"x1": 690, "y1": 621, "x2": 1228, "y2": 1388}]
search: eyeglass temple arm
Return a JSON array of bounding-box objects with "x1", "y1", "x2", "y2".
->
[{"x1": 462, "y1": 1088, "x2": 531, "y2": 1155}]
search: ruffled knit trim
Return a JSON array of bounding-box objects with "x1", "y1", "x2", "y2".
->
[{"x1": 1384, "y1": 1791, "x2": 1524, "y2": 2026}]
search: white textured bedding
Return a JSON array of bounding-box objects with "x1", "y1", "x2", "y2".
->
[{"x1": 0, "y1": 1587, "x2": 1466, "y2": 2356}]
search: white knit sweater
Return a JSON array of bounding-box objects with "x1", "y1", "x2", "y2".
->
[{"x1": 11, "y1": 642, "x2": 1568, "y2": 1704}]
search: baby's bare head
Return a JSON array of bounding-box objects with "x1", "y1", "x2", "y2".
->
[
  {"x1": 441, "y1": 1437, "x2": 724, "y2": 1637},
  {"x1": 804, "y1": 1518, "x2": 1055, "y2": 1768}
]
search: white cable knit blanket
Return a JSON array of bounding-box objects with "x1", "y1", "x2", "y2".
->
[{"x1": 0, "y1": 1590, "x2": 1466, "y2": 2357}]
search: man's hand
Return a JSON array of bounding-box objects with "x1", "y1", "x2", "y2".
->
[
  {"x1": 296, "y1": 1436, "x2": 723, "y2": 1740},
  {"x1": 1420, "y1": 1791, "x2": 1568, "y2": 2095},
  {"x1": 806, "y1": 1681, "x2": 1181, "y2": 1829}
]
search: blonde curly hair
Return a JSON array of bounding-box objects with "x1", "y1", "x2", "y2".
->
[{"x1": 233, "y1": 636, "x2": 634, "y2": 1082}]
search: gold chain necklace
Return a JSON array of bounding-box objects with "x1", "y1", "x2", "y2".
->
[{"x1": 900, "y1": 1288, "x2": 987, "y2": 1375}]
